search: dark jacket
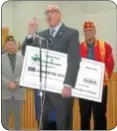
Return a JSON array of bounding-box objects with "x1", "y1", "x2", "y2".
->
[{"x1": 22, "y1": 23, "x2": 80, "y2": 87}]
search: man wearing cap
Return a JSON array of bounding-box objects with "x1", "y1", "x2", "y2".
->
[
  {"x1": 2, "y1": 36, "x2": 25, "y2": 130},
  {"x1": 79, "y1": 21, "x2": 114, "y2": 130},
  {"x1": 22, "y1": 4, "x2": 80, "y2": 130}
]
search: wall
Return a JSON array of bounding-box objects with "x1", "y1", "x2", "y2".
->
[
  {"x1": 1, "y1": 1, "x2": 117, "y2": 129},
  {"x1": 2, "y1": 1, "x2": 116, "y2": 71},
  {"x1": 2, "y1": 1, "x2": 14, "y2": 35},
  {"x1": 63, "y1": 9, "x2": 117, "y2": 71}
]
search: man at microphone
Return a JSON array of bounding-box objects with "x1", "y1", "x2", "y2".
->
[{"x1": 22, "y1": 4, "x2": 80, "y2": 130}]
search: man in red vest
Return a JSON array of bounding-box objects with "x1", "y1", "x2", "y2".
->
[{"x1": 79, "y1": 21, "x2": 114, "y2": 130}]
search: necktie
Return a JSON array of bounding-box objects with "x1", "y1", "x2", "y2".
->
[
  {"x1": 88, "y1": 44, "x2": 94, "y2": 60},
  {"x1": 49, "y1": 29, "x2": 55, "y2": 43},
  {"x1": 8, "y1": 54, "x2": 16, "y2": 73}
]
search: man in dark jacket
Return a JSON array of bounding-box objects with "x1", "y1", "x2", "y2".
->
[{"x1": 22, "y1": 4, "x2": 80, "y2": 130}]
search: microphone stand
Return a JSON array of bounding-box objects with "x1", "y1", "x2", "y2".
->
[
  {"x1": 38, "y1": 37, "x2": 43, "y2": 130},
  {"x1": 38, "y1": 37, "x2": 49, "y2": 130}
]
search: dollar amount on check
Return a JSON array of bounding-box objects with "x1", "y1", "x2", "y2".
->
[{"x1": 20, "y1": 46, "x2": 105, "y2": 102}]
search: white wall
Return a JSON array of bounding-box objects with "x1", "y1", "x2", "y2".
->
[{"x1": 2, "y1": 1, "x2": 117, "y2": 71}]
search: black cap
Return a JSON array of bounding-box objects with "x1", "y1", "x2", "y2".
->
[{"x1": 5, "y1": 35, "x2": 16, "y2": 43}]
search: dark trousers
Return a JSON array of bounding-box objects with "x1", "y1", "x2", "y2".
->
[
  {"x1": 37, "y1": 120, "x2": 57, "y2": 130},
  {"x1": 79, "y1": 86, "x2": 108, "y2": 130},
  {"x1": 40, "y1": 92, "x2": 74, "y2": 130}
]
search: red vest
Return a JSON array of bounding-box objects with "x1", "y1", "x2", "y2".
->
[{"x1": 80, "y1": 40, "x2": 110, "y2": 86}]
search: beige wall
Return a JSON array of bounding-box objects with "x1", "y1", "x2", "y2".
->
[{"x1": 2, "y1": 1, "x2": 117, "y2": 70}]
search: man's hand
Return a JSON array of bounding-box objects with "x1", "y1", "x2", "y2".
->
[
  {"x1": 28, "y1": 17, "x2": 38, "y2": 35},
  {"x1": 8, "y1": 82, "x2": 17, "y2": 89},
  {"x1": 62, "y1": 86, "x2": 72, "y2": 97}
]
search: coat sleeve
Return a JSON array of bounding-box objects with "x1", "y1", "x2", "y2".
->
[
  {"x1": 104, "y1": 42, "x2": 115, "y2": 79},
  {"x1": 21, "y1": 37, "x2": 34, "y2": 56},
  {"x1": 15, "y1": 56, "x2": 23, "y2": 83},
  {"x1": 63, "y1": 30, "x2": 81, "y2": 87},
  {"x1": 21, "y1": 31, "x2": 46, "y2": 56},
  {"x1": 2, "y1": 75, "x2": 9, "y2": 89},
  {"x1": 2, "y1": 56, "x2": 9, "y2": 89}
]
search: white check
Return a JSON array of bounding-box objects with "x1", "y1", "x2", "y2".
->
[{"x1": 20, "y1": 46, "x2": 105, "y2": 102}]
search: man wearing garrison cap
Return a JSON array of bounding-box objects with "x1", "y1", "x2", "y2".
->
[
  {"x1": 2, "y1": 36, "x2": 25, "y2": 130},
  {"x1": 79, "y1": 21, "x2": 114, "y2": 130},
  {"x1": 22, "y1": 4, "x2": 80, "y2": 130}
]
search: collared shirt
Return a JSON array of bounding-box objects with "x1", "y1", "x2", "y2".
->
[
  {"x1": 87, "y1": 43, "x2": 94, "y2": 60},
  {"x1": 49, "y1": 22, "x2": 62, "y2": 37},
  {"x1": 8, "y1": 53, "x2": 16, "y2": 73}
]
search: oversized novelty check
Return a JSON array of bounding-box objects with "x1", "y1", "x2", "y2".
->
[{"x1": 20, "y1": 46, "x2": 105, "y2": 102}]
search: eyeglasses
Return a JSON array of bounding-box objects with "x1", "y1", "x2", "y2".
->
[
  {"x1": 45, "y1": 9, "x2": 59, "y2": 15},
  {"x1": 6, "y1": 41, "x2": 16, "y2": 45}
]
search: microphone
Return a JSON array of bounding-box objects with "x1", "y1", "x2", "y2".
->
[
  {"x1": 36, "y1": 34, "x2": 45, "y2": 44},
  {"x1": 39, "y1": 36, "x2": 45, "y2": 41}
]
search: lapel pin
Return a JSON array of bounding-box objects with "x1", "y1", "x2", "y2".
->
[{"x1": 60, "y1": 32, "x2": 62, "y2": 35}]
